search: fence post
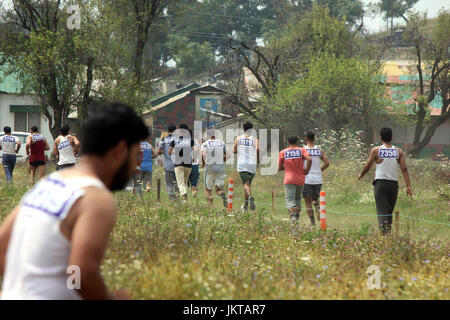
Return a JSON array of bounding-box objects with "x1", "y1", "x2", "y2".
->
[
  {"x1": 395, "y1": 211, "x2": 399, "y2": 237},
  {"x1": 320, "y1": 191, "x2": 327, "y2": 231},
  {"x1": 157, "y1": 178, "x2": 161, "y2": 202},
  {"x1": 227, "y1": 178, "x2": 234, "y2": 214}
]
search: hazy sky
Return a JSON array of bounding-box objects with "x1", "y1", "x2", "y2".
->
[
  {"x1": 2, "y1": 0, "x2": 449, "y2": 34},
  {"x1": 362, "y1": 0, "x2": 450, "y2": 33}
]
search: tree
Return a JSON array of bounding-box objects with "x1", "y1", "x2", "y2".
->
[
  {"x1": 0, "y1": 0, "x2": 97, "y2": 138},
  {"x1": 378, "y1": 0, "x2": 419, "y2": 33},
  {"x1": 167, "y1": 35, "x2": 215, "y2": 77},
  {"x1": 403, "y1": 10, "x2": 449, "y2": 157},
  {"x1": 227, "y1": 6, "x2": 386, "y2": 143}
]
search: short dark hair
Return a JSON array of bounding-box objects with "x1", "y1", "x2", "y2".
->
[
  {"x1": 168, "y1": 124, "x2": 176, "y2": 133},
  {"x1": 61, "y1": 124, "x2": 70, "y2": 135},
  {"x1": 380, "y1": 127, "x2": 392, "y2": 142},
  {"x1": 31, "y1": 126, "x2": 38, "y2": 132},
  {"x1": 80, "y1": 102, "x2": 149, "y2": 155},
  {"x1": 179, "y1": 123, "x2": 188, "y2": 130},
  {"x1": 243, "y1": 122, "x2": 253, "y2": 131},
  {"x1": 305, "y1": 130, "x2": 315, "y2": 142},
  {"x1": 287, "y1": 136, "x2": 298, "y2": 145},
  {"x1": 3, "y1": 126, "x2": 11, "y2": 134}
]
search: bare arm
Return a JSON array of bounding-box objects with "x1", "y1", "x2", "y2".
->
[
  {"x1": 151, "y1": 146, "x2": 158, "y2": 159},
  {"x1": 304, "y1": 155, "x2": 312, "y2": 176},
  {"x1": 358, "y1": 148, "x2": 378, "y2": 180},
  {"x1": 44, "y1": 139, "x2": 50, "y2": 151},
  {"x1": 233, "y1": 138, "x2": 238, "y2": 154},
  {"x1": 72, "y1": 136, "x2": 80, "y2": 156},
  {"x1": 320, "y1": 150, "x2": 330, "y2": 171},
  {"x1": 26, "y1": 136, "x2": 32, "y2": 155},
  {"x1": 398, "y1": 149, "x2": 413, "y2": 197},
  {"x1": 53, "y1": 138, "x2": 59, "y2": 157},
  {"x1": 15, "y1": 140, "x2": 21, "y2": 153},
  {"x1": 0, "y1": 207, "x2": 20, "y2": 276},
  {"x1": 68, "y1": 192, "x2": 119, "y2": 300}
]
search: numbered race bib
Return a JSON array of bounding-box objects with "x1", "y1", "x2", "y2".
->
[
  {"x1": 308, "y1": 148, "x2": 322, "y2": 157},
  {"x1": 21, "y1": 178, "x2": 79, "y2": 218},
  {"x1": 285, "y1": 149, "x2": 302, "y2": 159},
  {"x1": 140, "y1": 142, "x2": 152, "y2": 151},
  {"x1": 239, "y1": 138, "x2": 255, "y2": 147},
  {"x1": 378, "y1": 148, "x2": 399, "y2": 159},
  {"x1": 3, "y1": 136, "x2": 16, "y2": 143},
  {"x1": 32, "y1": 134, "x2": 45, "y2": 142},
  {"x1": 58, "y1": 140, "x2": 71, "y2": 150},
  {"x1": 208, "y1": 140, "x2": 223, "y2": 148}
]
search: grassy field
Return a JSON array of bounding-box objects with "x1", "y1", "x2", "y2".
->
[{"x1": 0, "y1": 158, "x2": 449, "y2": 299}]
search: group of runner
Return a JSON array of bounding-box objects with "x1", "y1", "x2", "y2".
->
[
  {"x1": 0, "y1": 102, "x2": 414, "y2": 299},
  {"x1": 1, "y1": 125, "x2": 80, "y2": 187},
  {"x1": 154, "y1": 121, "x2": 266, "y2": 211}
]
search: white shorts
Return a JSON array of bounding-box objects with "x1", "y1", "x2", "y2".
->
[{"x1": 205, "y1": 172, "x2": 226, "y2": 190}]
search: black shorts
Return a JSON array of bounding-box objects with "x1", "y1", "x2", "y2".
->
[
  {"x1": 302, "y1": 184, "x2": 322, "y2": 200},
  {"x1": 29, "y1": 160, "x2": 46, "y2": 167},
  {"x1": 57, "y1": 163, "x2": 75, "y2": 171}
]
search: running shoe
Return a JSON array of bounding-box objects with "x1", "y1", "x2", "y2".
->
[
  {"x1": 248, "y1": 195, "x2": 255, "y2": 211},
  {"x1": 290, "y1": 213, "x2": 299, "y2": 224},
  {"x1": 241, "y1": 204, "x2": 248, "y2": 212}
]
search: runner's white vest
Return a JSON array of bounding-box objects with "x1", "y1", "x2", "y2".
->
[
  {"x1": 374, "y1": 145, "x2": 399, "y2": 182},
  {"x1": 1, "y1": 172, "x2": 107, "y2": 300},
  {"x1": 57, "y1": 135, "x2": 76, "y2": 165},
  {"x1": 304, "y1": 145, "x2": 322, "y2": 185},
  {"x1": 237, "y1": 135, "x2": 257, "y2": 174}
]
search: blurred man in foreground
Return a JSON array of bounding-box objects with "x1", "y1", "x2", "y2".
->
[{"x1": 0, "y1": 102, "x2": 148, "y2": 299}]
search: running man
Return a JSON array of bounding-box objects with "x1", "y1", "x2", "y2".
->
[
  {"x1": 26, "y1": 126, "x2": 50, "y2": 187},
  {"x1": 140, "y1": 134, "x2": 158, "y2": 192},
  {"x1": 278, "y1": 136, "x2": 312, "y2": 224},
  {"x1": 0, "y1": 102, "x2": 148, "y2": 299},
  {"x1": 169, "y1": 124, "x2": 194, "y2": 201},
  {"x1": 233, "y1": 122, "x2": 259, "y2": 212},
  {"x1": 53, "y1": 124, "x2": 80, "y2": 171},
  {"x1": 0, "y1": 126, "x2": 21, "y2": 183},
  {"x1": 157, "y1": 124, "x2": 178, "y2": 201},
  {"x1": 188, "y1": 136, "x2": 201, "y2": 198},
  {"x1": 201, "y1": 129, "x2": 228, "y2": 207},
  {"x1": 358, "y1": 127, "x2": 413, "y2": 235},
  {"x1": 302, "y1": 131, "x2": 329, "y2": 226}
]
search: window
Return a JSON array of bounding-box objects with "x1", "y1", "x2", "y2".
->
[{"x1": 14, "y1": 112, "x2": 41, "y2": 132}]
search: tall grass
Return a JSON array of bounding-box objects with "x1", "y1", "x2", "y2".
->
[{"x1": 0, "y1": 157, "x2": 448, "y2": 299}]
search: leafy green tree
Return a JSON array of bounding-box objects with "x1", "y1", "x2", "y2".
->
[
  {"x1": 378, "y1": 0, "x2": 419, "y2": 23},
  {"x1": 229, "y1": 6, "x2": 385, "y2": 143},
  {"x1": 167, "y1": 34, "x2": 215, "y2": 77},
  {"x1": 402, "y1": 10, "x2": 449, "y2": 157}
]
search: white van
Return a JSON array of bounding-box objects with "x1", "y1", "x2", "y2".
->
[{"x1": 0, "y1": 131, "x2": 52, "y2": 162}]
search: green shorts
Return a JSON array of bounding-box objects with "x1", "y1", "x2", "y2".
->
[
  {"x1": 239, "y1": 171, "x2": 255, "y2": 184},
  {"x1": 285, "y1": 184, "x2": 304, "y2": 209}
]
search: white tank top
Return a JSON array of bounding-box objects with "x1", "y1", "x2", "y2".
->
[
  {"x1": 237, "y1": 135, "x2": 257, "y2": 174},
  {"x1": 304, "y1": 145, "x2": 323, "y2": 185},
  {"x1": 1, "y1": 172, "x2": 107, "y2": 300},
  {"x1": 57, "y1": 135, "x2": 76, "y2": 165},
  {"x1": 374, "y1": 145, "x2": 399, "y2": 182}
]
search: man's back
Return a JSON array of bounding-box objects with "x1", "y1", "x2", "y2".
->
[
  {"x1": 1, "y1": 171, "x2": 107, "y2": 299},
  {"x1": 236, "y1": 135, "x2": 257, "y2": 173},
  {"x1": 202, "y1": 138, "x2": 226, "y2": 174},
  {"x1": 160, "y1": 134, "x2": 175, "y2": 171}
]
